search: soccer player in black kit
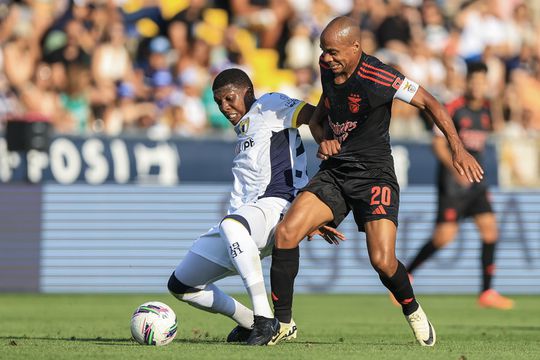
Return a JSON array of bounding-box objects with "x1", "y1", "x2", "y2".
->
[
  {"x1": 406, "y1": 62, "x2": 514, "y2": 310},
  {"x1": 249, "y1": 17, "x2": 485, "y2": 346}
]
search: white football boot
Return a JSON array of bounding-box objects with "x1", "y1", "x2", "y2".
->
[
  {"x1": 405, "y1": 305, "x2": 436, "y2": 346},
  {"x1": 268, "y1": 319, "x2": 298, "y2": 346}
]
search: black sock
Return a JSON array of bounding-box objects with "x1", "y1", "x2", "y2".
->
[
  {"x1": 270, "y1": 246, "x2": 299, "y2": 323},
  {"x1": 380, "y1": 261, "x2": 419, "y2": 316},
  {"x1": 407, "y1": 239, "x2": 438, "y2": 274},
  {"x1": 481, "y1": 242, "x2": 496, "y2": 292}
]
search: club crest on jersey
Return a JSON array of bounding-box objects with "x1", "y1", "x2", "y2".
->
[
  {"x1": 236, "y1": 118, "x2": 250, "y2": 135},
  {"x1": 347, "y1": 94, "x2": 362, "y2": 113}
]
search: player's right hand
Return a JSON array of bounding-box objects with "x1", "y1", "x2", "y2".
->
[
  {"x1": 452, "y1": 169, "x2": 473, "y2": 187},
  {"x1": 317, "y1": 139, "x2": 341, "y2": 160},
  {"x1": 452, "y1": 147, "x2": 484, "y2": 183}
]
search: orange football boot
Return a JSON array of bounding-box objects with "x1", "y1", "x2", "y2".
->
[{"x1": 478, "y1": 289, "x2": 514, "y2": 310}]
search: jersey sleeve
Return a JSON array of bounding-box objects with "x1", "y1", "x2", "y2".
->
[
  {"x1": 359, "y1": 55, "x2": 406, "y2": 108},
  {"x1": 260, "y1": 93, "x2": 307, "y2": 129}
]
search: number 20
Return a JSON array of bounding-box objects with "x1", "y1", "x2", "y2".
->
[{"x1": 371, "y1": 186, "x2": 391, "y2": 206}]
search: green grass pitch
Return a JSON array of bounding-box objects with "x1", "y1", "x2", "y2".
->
[{"x1": 1, "y1": 294, "x2": 539, "y2": 359}]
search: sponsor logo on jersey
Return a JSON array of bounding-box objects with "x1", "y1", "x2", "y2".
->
[
  {"x1": 236, "y1": 137, "x2": 255, "y2": 153},
  {"x1": 347, "y1": 94, "x2": 362, "y2": 113},
  {"x1": 328, "y1": 118, "x2": 358, "y2": 143},
  {"x1": 459, "y1": 129, "x2": 487, "y2": 152}
]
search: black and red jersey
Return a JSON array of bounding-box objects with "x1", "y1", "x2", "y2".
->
[
  {"x1": 444, "y1": 96, "x2": 492, "y2": 160},
  {"x1": 437, "y1": 96, "x2": 493, "y2": 192},
  {"x1": 320, "y1": 52, "x2": 405, "y2": 167}
]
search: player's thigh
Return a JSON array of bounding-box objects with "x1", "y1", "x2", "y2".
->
[
  {"x1": 432, "y1": 222, "x2": 459, "y2": 248},
  {"x1": 174, "y1": 251, "x2": 235, "y2": 288},
  {"x1": 189, "y1": 226, "x2": 235, "y2": 271},
  {"x1": 297, "y1": 168, "x2": 348, "y2": 229},
  {"x1": 474, "y1": 212, "x2": 498, "y2": 243},
  {"x1": 233, "y1": 197, "x2": 288, "y2": 249},
  {"x1": 278, "y1": 190, "x2": 335, "y2": 242}
]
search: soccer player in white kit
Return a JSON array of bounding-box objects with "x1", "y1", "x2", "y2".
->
[{"x1": 167, "y1": 68, "x2": 338, "y2": 345}]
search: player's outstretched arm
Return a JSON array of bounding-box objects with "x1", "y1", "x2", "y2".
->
[
  {"x1": 410, "y1": 87, "x2": 484, "y2": 183},
  {"x1": 296, "y1": 102, "x2": 316, "y2": 127}
]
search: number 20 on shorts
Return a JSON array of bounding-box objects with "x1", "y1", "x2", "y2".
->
[{"x1": 370, "y1": 186, "x2": 391, "y2": 206}]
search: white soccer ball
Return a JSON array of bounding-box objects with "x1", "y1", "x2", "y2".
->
[{"x1": 130, "y1": 301, "x2": 178, "y2": 346}]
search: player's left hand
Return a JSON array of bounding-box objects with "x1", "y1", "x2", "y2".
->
[
  {"x1": 317, "y1": 139, "x2": 341, "y2": 160},
  {"x1": 307, "y1": 225, "x2": 346, "y2": 245},
  {"x1": 452, "y1": 147, "x2": 484, "y2": 183}
]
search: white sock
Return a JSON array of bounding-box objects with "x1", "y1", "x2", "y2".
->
[
  {"x1": 220, "y1": 218, "x2": 274, "y2": 318},
  {"x1": 171, "y1": 283, "x2": 254, "y2": 329}
]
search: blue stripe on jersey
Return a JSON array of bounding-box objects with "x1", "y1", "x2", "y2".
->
[{"x1": 260, "y1": 129, "x2": 295, "y2": 202}]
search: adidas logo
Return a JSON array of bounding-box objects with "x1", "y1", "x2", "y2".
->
[{"x1": 372, "y1": 205, "x2": 387, "y2": 215}]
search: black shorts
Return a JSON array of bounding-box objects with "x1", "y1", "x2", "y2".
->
[
  {"x1": 300, "y1": 160, "x2": 399, "y2": 232},
  {"x1": 436, "y1": 186, "x2": 493, "y2": 223}
]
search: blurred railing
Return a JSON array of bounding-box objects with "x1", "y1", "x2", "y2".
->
[{"x1": 0, "y1": 184, "x2": 538, "y2": 294}]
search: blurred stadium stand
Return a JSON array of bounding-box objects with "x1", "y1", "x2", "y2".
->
[{"x1": 0, "y1": 0, "x2": 539, "y2": 293}]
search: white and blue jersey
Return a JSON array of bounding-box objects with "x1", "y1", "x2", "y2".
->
[
  {"x1": 227, "y1": 92, "x2": 309, "y2": 213},
  {"x1": 188, "y1": 92, "x2": 309, "y2": 269}
]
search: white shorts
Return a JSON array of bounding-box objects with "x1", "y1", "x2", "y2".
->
[{"x1": 190, "y1": 197, "x2": 290, "y2": 270}]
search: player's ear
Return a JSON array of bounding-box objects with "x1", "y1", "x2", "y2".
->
[{"x1": 352, "y1": 40, "x2": 360, "y2": 54}]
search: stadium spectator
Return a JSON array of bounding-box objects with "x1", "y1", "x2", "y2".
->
[
  {"x1": 0, "y1": 0, "x2": 536, "y2": 154},
  {"x1": 406, "y1": 62, "x2": 514, "y2": 309}
]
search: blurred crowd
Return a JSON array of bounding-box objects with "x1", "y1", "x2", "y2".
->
[{"x1": 0, "y1": 0, "x2": 539, "y2": 185}]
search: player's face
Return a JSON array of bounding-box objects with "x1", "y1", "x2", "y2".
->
[
  {"x1": 320, "y1": 35, "x2": 360, "y2": 77},
  {"x1": 213, "y1": 84, "x2": 249, "y2": 125},
  {"x1": 467, "y1": 71, "x2": 488, "y2": 101}
]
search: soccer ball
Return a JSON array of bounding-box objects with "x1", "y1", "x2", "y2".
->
[{"x1": 130, "y1": 301, "x2": 178, "y2": 346}]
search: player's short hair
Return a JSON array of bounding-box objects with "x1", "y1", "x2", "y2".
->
[
  {"x1": 212, "y1": 68, "x2": 253, "y2": 91},
  {"x1": 466, "y1": 62, "x2": 488, "y2": 78}
]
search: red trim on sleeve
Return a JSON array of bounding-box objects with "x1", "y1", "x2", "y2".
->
[
  {"x1": 357, "y1": 72, "x2": 393, "y2": 86},
  {"x1": 445, "y1": 96, "x2": 466, "y2": 117},
  {"x1": 361, "y1": 62, "x2": 397, "y2": 79}
]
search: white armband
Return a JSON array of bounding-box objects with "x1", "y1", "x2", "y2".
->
[{"x1": 393, "y1": 77, "x2": 419, "y2": 103}]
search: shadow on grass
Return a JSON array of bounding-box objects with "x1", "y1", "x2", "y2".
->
[
  {"x1": 2, "y1": 336, "x2": 413, "y2": 347},
  {"x1": 1, "y1": 336, "x2": 229, "y2": 346},
  {"x1": 444, "y1": 325, "x2": 540, "y2": 332},
  {"x1": 1, "y1": 336, "x2": 134, "y2": 344}
]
